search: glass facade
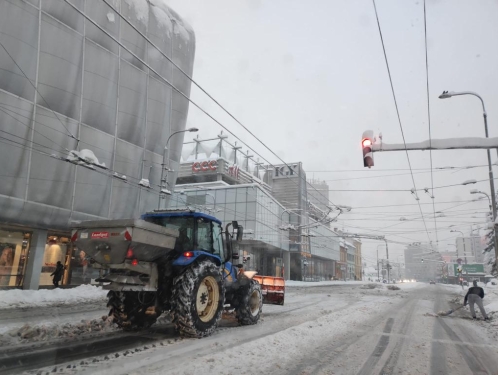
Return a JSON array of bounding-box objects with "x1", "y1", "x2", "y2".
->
[
  {"x1": 171, "y1": 183, "x2": 342, "y2": 280},
  {"x1": 0, "y1": 0, "x2": 195, "y2": 289},
  {"x1": 0, "y1": 0, "x2": 195, "y2": 230},
  {"x1": 170, "y1": 184, "x2": 290, "y2": 276}
]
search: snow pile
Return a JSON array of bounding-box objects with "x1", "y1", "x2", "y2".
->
[
  {"x1": 0, "y1": 285, "x2": 107, "y2": 310},
  {"x1": 0, "y1": 317, "x2": 115, "y2": 346},
  {"x1": 150, "y1": 0, "x2": 193, "y2": 41},
  {"x1": 285, "y1": 280, "x2": 368, "y2": 287},
  {"x1": 124, "y1": 0, "x2": 149, "y2": 24},
  {"x1": 66, "y1": 149, "x2": 107, "y2": 169},
  {"x1": 107, "y1": 12, "x2": 115, "y2": 23}
]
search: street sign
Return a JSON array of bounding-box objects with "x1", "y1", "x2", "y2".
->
[{"x1": 452, "y1": 263, "x2": 484, "y2": 276}]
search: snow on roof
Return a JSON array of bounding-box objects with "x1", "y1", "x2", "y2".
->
[{"x1": 124, "y1": 0, "x2": 149, "y2": 24}]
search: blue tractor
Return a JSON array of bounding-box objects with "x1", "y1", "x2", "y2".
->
[{"x1": 71, "y1": 209, "x2": 267, "y2": 338}]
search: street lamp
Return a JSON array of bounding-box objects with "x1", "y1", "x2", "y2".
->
[
  {"x1": 450, "y1": 229, "x2": 467, "y2": 264},
  {"x1": 158, "y1": 127, "x2": 199, "y2": 209},
  {"x1": 279, "y1": 208, "x2": 303, "y2": 279},
  {"x1": 470, "y1": 189, "x2": 492, "y2": 211},
  {"x1": 439, "y1": 90, "x2": 498, "y2": 268},
  {"x1": 376, "y1": 244, "x2": 385, "y2": 281}
]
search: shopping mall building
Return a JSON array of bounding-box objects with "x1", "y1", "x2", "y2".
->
[
  {"x1": 170, "y1": 135, "x2": 362, "y2": 281},
  {"x1": 0, "y1": 1, "x2": 195, "y2": 289}
]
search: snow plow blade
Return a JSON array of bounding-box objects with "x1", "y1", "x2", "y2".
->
[{"x1": 253, "y1": 276, "x2": 285, "y2": 305}]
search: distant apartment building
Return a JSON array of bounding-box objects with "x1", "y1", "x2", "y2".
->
[{"x1": 455, "y1": 236, "x2": 485, "y2": 264}]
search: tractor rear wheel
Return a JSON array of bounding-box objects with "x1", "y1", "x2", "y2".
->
[
  {"x1": 107, "y1": 291, "x2": 158, "y2": 330},
  {"x1": 235, "y1": 279, "x2": 262, "y2": 325},
  {"x1": 171, "y1": 259, "x2": 225, "y2": 338}
]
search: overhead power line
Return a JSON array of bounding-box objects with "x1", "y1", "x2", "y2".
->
[
  {"x1": 63, "y1": 0, "x2": 340, "y2": 214},
  {"x1": 423, "y1": 0, "x2": 438, "y2": 244},
  {"x1": 372, "y1": 0, "x2": 431, "y2": 242}
]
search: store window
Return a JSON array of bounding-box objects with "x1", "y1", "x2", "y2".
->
[
  {"x1": 0, "y1": 229, "x2": 30, "y2": 288},
  {"x1": 39, "y1": 234, "x2": 72, "y2": 286},
  {"x1": 68, "y1": 244, "x2": 101, "y2": 285}
]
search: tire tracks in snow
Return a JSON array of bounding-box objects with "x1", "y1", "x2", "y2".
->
[
  {"x1": 9, "y1": 291, "x2": 353, "y2": 374},
  {"x1": 374, "y1": 298, "x2": 417, "y2": 375}
]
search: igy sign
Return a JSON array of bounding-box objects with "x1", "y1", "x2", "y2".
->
[{"x1": 274, "y1": 164, "x2": 299, "y2": 179}]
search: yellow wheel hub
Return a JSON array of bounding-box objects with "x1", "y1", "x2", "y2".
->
[
  {"x1": 196, "y1": 276, "x2": 219, "y2": 322},
  {"x1": 249, "y1": 290, "x2": 260, "y2": 316}
]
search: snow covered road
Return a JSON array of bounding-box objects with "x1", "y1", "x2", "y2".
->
[{"x1": 2, "y1": 283, "x2": 497, "y2": 374}]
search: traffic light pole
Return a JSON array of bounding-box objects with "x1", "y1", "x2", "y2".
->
[{"x1": 362, "y1": 131, "x2": 498, "y2": 276}]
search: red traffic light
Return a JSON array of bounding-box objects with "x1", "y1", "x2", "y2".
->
[{"x1": 362, "y1": 138, "x2": 372, "y2": 148}]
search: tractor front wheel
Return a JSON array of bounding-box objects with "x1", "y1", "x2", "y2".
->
[{"x1": 235, "y1": 279, "x2": 262, "y2": 325}]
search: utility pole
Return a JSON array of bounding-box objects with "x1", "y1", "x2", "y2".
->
[
  {"x1": 385, "y1": 239, "x2": 390, "y2": 283},
  {"x1": 377, "y1": 248, "x2": 380, "y2": 281}
]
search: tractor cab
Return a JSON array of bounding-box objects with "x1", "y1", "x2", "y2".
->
[{"x1": 142, "y1": 211, "x2": 226, "y2": 258}]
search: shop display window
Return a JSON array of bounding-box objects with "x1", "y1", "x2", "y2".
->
[
  {"x1": 38, "y1": 235, "x2": 70, "y2": 286},
  {"x1": 0, "y1": 230, "x2": 30, "y2": 288},
  {"x1": 67, "y1": 246, "x2": 101, "y2": 285}
]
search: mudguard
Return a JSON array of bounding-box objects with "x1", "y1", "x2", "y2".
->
[{"x1": 222, "y1": 262, "x2": 238, "y2": 283}]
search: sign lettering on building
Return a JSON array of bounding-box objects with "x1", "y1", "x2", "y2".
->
[
  {"x1": 192, "y1": 160, "x2": 217, "y2": 172},
  {"x1": 273, "y1": 164, "x2": 298, "y2": 179},
  {"x1": 228, "y1": 164, "x2": 240, "y2": 179}
]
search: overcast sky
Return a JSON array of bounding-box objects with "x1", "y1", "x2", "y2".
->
[{"x1": 165, "y1": 0, "x2": 498, "y2": 265}]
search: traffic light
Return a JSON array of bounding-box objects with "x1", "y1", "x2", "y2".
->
[
  {"x1": 362, "y1": 131, "x2": 374, "y2": 168},
  {"x1": 421, "y1": 258, "x2": 424, "y2": 263}
]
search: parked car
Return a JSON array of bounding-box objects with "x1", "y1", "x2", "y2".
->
[{"x1": 429, "y1": 280, "x2": 435, "y2": 285}]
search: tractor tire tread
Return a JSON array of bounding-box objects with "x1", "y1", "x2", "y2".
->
[
  {"x1": 171, "y1": 259, "x2": 225, "y2": 338},
  {"x1": 235, "y1": 279, "x2": 263, "y2": 326}
]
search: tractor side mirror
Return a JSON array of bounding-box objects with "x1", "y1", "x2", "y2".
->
[
  {"x1": 236, "y1": 225, "x2": 243, "y2": 242},
  {"x1": 225, "y1": 223, "x2": 233, "y2": 263}
]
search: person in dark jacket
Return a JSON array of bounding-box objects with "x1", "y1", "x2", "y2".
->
[
  {"x1": 464, "y1": 280, "x2": 489, "y2": 320},
  {"x1": 51, "y1": 261, "x2": 64, "y2": 288}
]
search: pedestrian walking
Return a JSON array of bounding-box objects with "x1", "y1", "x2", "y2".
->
[
  {"x1": 464, "y1": 280, "x2": 489, "y2": 321},
  {"x1": 51, "y1": 261, "x2": 64, "y2": 288}
]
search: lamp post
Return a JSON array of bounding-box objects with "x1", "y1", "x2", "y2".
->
[
  {"x1": 384, "y1": 238, "x2": 390, "y2": 283},
  {"x1": 439, "y1": 91, "x2": 498, "y2": 270},
  {"x1": 450, "y1": 229, "x2": 467, "y2": 264},
  {"x1": 470, "y1": 189, "x2": 491, "y2": 211},
  {"x1": 376, "y1": 244, "x2": 384, "y2": 282},
  {"x1": 158, "y1": 127, "x2": 198, "y2": 209},
  {"x1": 279, "y1": 208, "x2": 303, "y2": 280}
]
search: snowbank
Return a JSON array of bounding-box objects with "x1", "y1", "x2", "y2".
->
[
  {"x1": 0, "y1": 285, "x2": 107, "y2": 310},
  {"x1": 285, "y1": 280, "x2": 368, "y2": 287},
  {"x1": 394, "y1": 282, "x2": 425, "y2": 290}
]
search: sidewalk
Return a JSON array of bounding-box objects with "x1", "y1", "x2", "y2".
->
[{"x1": 0, "y1": 285, "x2": 108, "y2": 310}]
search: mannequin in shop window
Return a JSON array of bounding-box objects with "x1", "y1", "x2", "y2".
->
[
  {"x1": 0, "y1": 247, "x2": 13, "y2": 286},
  {"x1": 79, "y1": 250, "x2": 88, "y2": 283}
]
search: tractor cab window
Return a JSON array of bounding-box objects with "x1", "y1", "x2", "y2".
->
[
  {"x1": 212, "y1": 223, "x2": 224, "y2": 259},
  {"x1": 143, "y1": 216, "x2": 194, "y2": 252},
  {"x1": 196, "y1": 218, "x2": 213, "y2": 252}
]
